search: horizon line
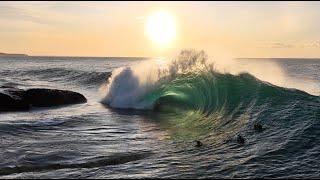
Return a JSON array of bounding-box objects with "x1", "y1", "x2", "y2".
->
[{"x1": 2, "y1": 52, "x2": 320, "y2": 60}]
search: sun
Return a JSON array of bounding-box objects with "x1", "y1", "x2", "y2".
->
[{"x1": 146, "y1": 11, "x2": 176, "y2": 47}]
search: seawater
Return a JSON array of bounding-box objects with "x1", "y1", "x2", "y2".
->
[{"x1": 0, "y1": 55, "x2": 319, "y2": 178}]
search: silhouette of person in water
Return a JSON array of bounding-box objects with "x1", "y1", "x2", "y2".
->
[{"x1": 195, "y1": 140, "x2": 203, "y2": 147}]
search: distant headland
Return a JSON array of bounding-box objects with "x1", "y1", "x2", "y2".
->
[{"x1": 0, "y1": 52, "x2": 28, "y2": 57}]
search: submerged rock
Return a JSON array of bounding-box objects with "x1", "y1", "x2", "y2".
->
[{"x1": 0, "y1": 87, "x2": 87, "y2": 112}]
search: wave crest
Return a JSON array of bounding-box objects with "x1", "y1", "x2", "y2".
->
[{"x1": 101, "y1": 50, "x2": 312, "y2": 112}]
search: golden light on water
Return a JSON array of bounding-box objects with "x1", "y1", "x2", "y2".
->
[{"x1": 146, "y1": 11, "x2": 176, "y2": 48}]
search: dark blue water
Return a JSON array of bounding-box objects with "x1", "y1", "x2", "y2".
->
[{"x1": 0, "y1": 56, "x2": 319, "y2": 178}]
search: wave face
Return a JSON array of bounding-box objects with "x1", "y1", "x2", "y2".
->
[{"x1": 102, "y1": 50, "x2": 319, "y2": 139}]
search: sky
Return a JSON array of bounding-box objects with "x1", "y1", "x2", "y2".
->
[{"x1": 1, "y1": 1, "x2": 320, "y2": 58}]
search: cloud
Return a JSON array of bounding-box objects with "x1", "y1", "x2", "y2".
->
[
  {"x1": 0, "y1": 5, "x2": 53, "y2": 25},
  {"x1": 302, "y1": 40, "x2": 320, "y2": 48},
  {"x1": 258, "y1": 42, "x2": 296, "y2": 48},
  {"x1": 0, "y1": 2, "x2": 86, "y2": 26},
  {"x1": 257, "y1": 40, "x2": 320, "y2": 49},
  {"x1": 270, "y1": 43, "x2": 295, "y2": 48}
]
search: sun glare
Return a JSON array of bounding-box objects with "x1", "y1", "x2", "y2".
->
[{"x1": 146, "y1": 11, "x2": 176, "y2": 47}]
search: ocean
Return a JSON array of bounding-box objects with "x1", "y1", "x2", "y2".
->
[{"x1": 0, "y1": 54, "x2": 319, "y2": 178}]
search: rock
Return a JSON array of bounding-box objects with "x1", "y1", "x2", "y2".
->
[
  {"x1": 237, "y1": 135, "x2": 245, "y2": 144},
  {"x1": 24, "y1": 89, "x2": 87, "y2": 107},
  {"x1": 0, "y1": 87, "x2": 87, "y2": 112},
  {"x1": 0, "y1": 92, "x2": 29, "y2": 111}
]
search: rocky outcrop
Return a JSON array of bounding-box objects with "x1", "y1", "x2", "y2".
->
[
  {"x1": 0, "y1": 87, "x2": 86, "y2": 112},
  {"x1": 0, "y1": 92, "x2": 29, "y2": 111},
  {"x1": 24, "y1": 89, "x2": 87, "y2": 107}
]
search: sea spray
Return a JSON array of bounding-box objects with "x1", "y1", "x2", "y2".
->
[{"x1": 101, "y1": 50, "x2": 214, "y2": 109}]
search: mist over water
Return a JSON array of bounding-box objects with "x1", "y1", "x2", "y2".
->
[{"x1": 222, "y1": 58, "x2": 320, "y2": 96}]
